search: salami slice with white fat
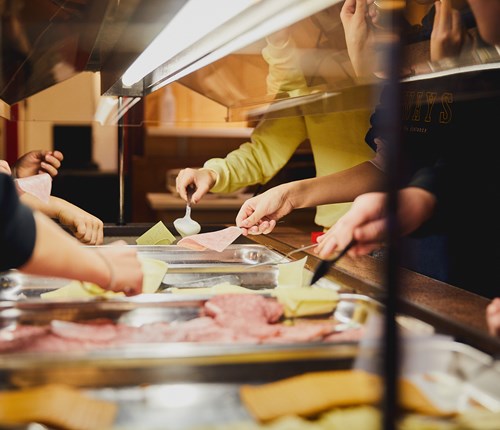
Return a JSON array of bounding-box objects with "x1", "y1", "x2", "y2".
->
[
  {"x1": 177, "y1": 226, "x2": 242, "y2": 252},
  {"x1": 15, "y1": 172, "x2": 52, "y2": 203}
]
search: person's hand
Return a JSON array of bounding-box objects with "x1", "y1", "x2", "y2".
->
[
  {"x1": 235, "y1": 184, "x2": 294, "y2": 235},
  {"x1": 314, "y1": 188, "x2": 437, "y2": 259},
  {"x1": 176, "y1": 168, "x2": 217, "y2": 204},
  {"x1": 486, "y1": 298, "x2": 500, "y2": 336},
  {"x1": 95, "y1": 241, "x2": 143, "y2": 296},
  {"x1": 340, "y1": 0, "x2": 378, "y2": 78},
  {"x1": 430, "y1": 0, "x2": 465, "y2": 63},
  {"x1": 0, "y1": 160, "x2": 11, "y2": 175},
  {"x1": 52, "y1": 197, "x2": 104, "y2": 245},
  {"x1": 315, "y1": 192, "x2": 388, "y2": 259},
  {"x1": 14, "y1": 150, "x2": 64, "y2": 178}
]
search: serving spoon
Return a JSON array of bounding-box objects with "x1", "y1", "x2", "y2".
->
[{"x1": 173, "y1": 185, "x2": 201, "y2": 237}]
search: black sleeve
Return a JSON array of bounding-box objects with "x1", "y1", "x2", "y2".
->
[
  {"x1": 0, "y1": 173, "x2": 36, "y2": 271},
  {"x1": 406, "y1": 160, "x2": 449, "y2": 236}
]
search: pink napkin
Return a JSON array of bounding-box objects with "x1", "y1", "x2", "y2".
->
[
  {"x1": 15, "y1": 173, "x2": 52, "y2": 203},
  {"x1": 177, "y1": 226, "x2": 242, "y2": 252}
]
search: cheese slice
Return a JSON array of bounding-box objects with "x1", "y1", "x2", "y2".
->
[
  {"x1": 272, "y1": 287, "x2": 339, "y2": 318},
  {"x1": 41, "y1": 257, "x2": 167, "y2": 299}
]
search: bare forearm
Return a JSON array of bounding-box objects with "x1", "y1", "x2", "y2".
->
[
  {"x1": 20, "y1": 212, "x2": 110, "y2": 286},
  {"x1": 20, "y1": 193, "x2": 59, "y2": 218},
  {"x1": 286, "y1": 162, "x2": 385, "y2": 209}
]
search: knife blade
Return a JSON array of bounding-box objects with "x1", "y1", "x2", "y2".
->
[{"x1": 309, "y1": 239, "x2": 355, "y2": 285}]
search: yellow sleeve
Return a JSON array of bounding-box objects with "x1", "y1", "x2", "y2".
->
[
  {"x1": 205, "y1": 116, "x2": 308, "y2": 194},
  {"x1": 262, "y1": 36, "x2": 308, "y2": 96}
]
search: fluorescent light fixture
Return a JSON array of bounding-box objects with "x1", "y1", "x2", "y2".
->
[
  {"x1": 122, "y1": 0, "x2": 256, "y2": 86},
  {"x1": 122, "y1": 0, "x2": 339, "y2": 89}
]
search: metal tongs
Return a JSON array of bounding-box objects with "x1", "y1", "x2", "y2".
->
[{"x1": 243, "y1": 243, "x2": 318, "y2": 270}]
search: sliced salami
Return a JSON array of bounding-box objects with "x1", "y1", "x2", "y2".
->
[{"x1": 177, "y1": 226, "x2": 242, "y2": 252}]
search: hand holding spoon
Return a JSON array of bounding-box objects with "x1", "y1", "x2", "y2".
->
[{"x1": 173, "y1": 185, "x2": 201, "y2": 237}]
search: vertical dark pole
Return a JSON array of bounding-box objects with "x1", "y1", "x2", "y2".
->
[
  {"x1": 376, "y1": 4, "x2": 405, "y2": 430},
  {"x1": 117, "y1": 96, "x2": 125, "y2": 225}
]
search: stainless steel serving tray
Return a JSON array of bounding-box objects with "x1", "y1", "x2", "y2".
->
[
  {"x1": 0, "y1": 293, "x2": 382, "y2": 385},
  {"x1": 0, "y1": 244, "x2": 330, "y2": 301}
]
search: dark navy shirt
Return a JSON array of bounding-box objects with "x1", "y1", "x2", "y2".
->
[
  {"x1": 365, "y1": 68, "x2": 500, "y2": 297},
  {"x1": 0, "y1": 173, "x2": 36, "y2": 271}
]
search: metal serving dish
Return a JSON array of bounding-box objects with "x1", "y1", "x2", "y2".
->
[
  {"x1": 0, "y1": 293, "x2": 383, "y2": 391},
  {"x1": 0, "y1": 244, "x2": 326, "y2": 301}
]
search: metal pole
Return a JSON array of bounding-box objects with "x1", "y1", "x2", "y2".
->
[
  {"x1": 375, "y1": 4, "x2": 405, "y2": 430},
  {"x1": 117, "y1": 96, "x2": 125, "y2": 225}
]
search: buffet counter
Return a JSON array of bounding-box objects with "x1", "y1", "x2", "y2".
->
[
  {"x1": 1, "y1": 223, "x2": 499, "y2": 429},
  {"x1": 246, "y1": 226, "x2": 500, "y2": 354},
  {"x1": 100, "y1": 222, "x2": 500, "y2": 355}
]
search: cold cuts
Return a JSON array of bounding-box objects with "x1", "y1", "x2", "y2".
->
[
  {"x1": 0, "y1": 295, "x2": 364, "y2": 353},
  {"x1": 177, "y1": 226, "x2": 242, "y2": 252}
]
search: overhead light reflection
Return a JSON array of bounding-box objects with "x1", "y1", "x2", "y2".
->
[
  {"x1": 122, "y1": 0, "x2": 337, "y2": 90},
  {"x1": 122, "y1": 0, "x2": 255, "y2": 87}
]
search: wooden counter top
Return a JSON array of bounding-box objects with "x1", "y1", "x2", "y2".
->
[{"x1": 253, "y1": 226, "x2": 500, "y2": 354}]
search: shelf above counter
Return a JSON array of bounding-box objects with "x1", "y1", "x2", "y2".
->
[{"x1": 146, "y1": 126, "x2": 254, "y2": 139}]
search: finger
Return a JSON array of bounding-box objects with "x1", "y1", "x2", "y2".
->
[
  {"x1": 451, "y1": 9, "x2": 463, "y2": 36},
  {"x1": 89, "y1": 222, "x2": 99, "y2": 245},
  {"x1": 39, "y1": 162, "x2": 58, "y2": 177},
  {"x1": 353, "y1": 219, "x2": 388, "y2": 244},
  {"x1": 74, "y1": 221, "x2": 92, "y2": 244},
  {"x1": 433, "y1": 0, "x2": 442, "y2": 30},
  {"x1": 341, "y1": 0, "x2": 357, "y2": 16},
  {"x1": 247, "y1": 225, "x2": 263, "y2": 235},
  {"x1": 487, "y1": 313, "x2": 500, "y2": 336},
  {"x1": 316, "y1": 235, "x2": 340, "y2": 259},
  {"x1": 0, "y1": 160, "x2": 12, "y2": 175},
  {"x1": 354, "y1": 0, "x2": 368, "y2": 17},
  {"x1": 191, "y1": 184, "x2": 210, "y2": 204},
  {"x1": 123, "y1": 285, "x2": 142, "y2": 296},
  {"x1": 51, "y1": 150, "x2": 64, "y2": 162},
  {"x1": 235, "y1": 202, "x2": 257, "y2": 227},
  {"x1": 238, "y1": 206, "x2": 272, "y2": 230},
  {"x1": 44, "y1": 153, "x2": 62, "y2": 169},
  {"x1": 487, "y1": 298, "x2": 500, "y2": 316},
  {"x1": 256, "y1": 220, "x2": 276, "y2": 235},
  {"x1": 263, "y1": 219, "x2": 277, "y2": 235},
  {"x1": 439, "y1": 0, "x2": 452, "y2": 29},
  {"x1": 96, "y1": 221, "x2": 104, "y2": 245}
]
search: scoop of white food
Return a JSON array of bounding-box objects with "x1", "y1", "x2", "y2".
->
[{"x1": 174, "y1": 205, "x2": 201, "y2": 237}]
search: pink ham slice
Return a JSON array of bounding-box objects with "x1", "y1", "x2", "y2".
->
[
  {"x1": 50, "y1": 320, "x2": 118, "y2": 342},
  {"x1": 177, "y1": 226, "x2": 242, "y2": 252},
  {"x1": 15, "y1": 172, "x2": 52, "y2": 203}
]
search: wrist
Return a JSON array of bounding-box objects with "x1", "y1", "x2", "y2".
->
[
  {"x1": 199, "y1": 167, "x2": 218, "y2": 187},
  {"x1": 94, "y1": 250, "x2": 115, "y2": 291}
]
